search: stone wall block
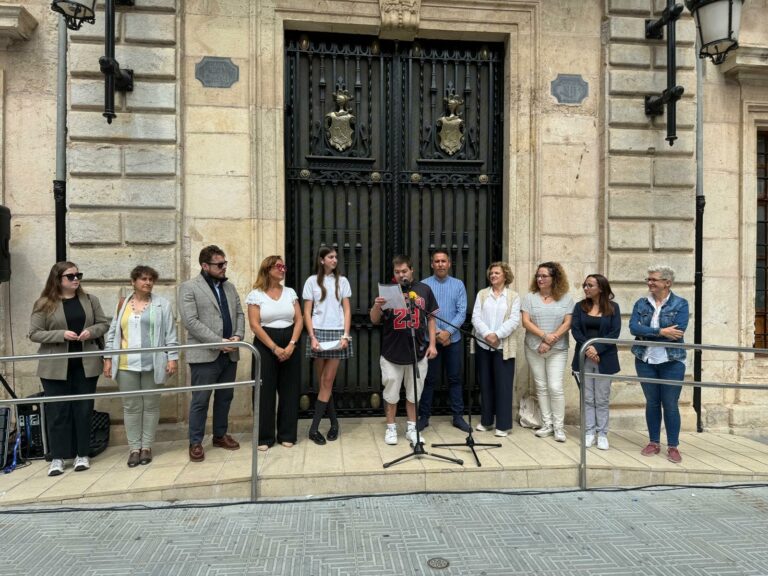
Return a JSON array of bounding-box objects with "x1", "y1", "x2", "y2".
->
[
  {"x1": 610, "y1": 98, "x2": 652, "y2": 126},
  {"x1": 184, "y1": 14, "x2": 249, "y2": 58},
  {"x1": 186, "y1": 106, "x2": 249, "y2": 134},
  {"x1": 67, "y1": 212, "x2": 121, "y2": 245},
  {"x1": 69, "y1": 111, "x2": 176, "y2": 142},
  {"x1": 70, "y1": 246, "x2": 176, "y2": 281},
  {"x1": 124, "y1": 13, "x2": 176, "y2": 44},
  {"x1": 653, "y1": 221, "x2": 695, "y2": 250},
  {"x1": 609, "y1": 0, "x2": 652, "y2": 14},
  {"x1": 134, "y1": 0, "x2": 177, "y2": 10},
  {"x1": 609, "y1": 252, "x2": 694, "y2": 283},
  {"x1": 609, "y1": 128, "x2": 656, "y2": 153},
  {"x1": 608, "y1": 221, "x2": 651, "y2": 250},
  {"x1": 186, "y1": 133, "x2": 250, "y2": 176},
  {"x1": 608, "y1": 188, "x2": 694, "y2": 219},
  {"x1": 124, "y1": 212, "x2": 177, "y2": 244},
  {"x1": 654, "y1": 157, "x2": 696, "y2": 187},
  {"x1": 610, "y1": 43, "x2": 653, "y2": 67},
  {"x1": 69, "y1": 179, "x2": 176, "y2": 209},
  {"x1": 70, "y1": 79, "x2": 106, "y2": 109},
  {"x1": 68, "y1": 143, "x2": 122, "y2": 176},
  {"x1": 70, "y1": 44, "x2": 176, "y2": 79},
  {"x1": 185, "y1": 176, "x2": 251, "y2": 218},
  {"x1": 654, "y1": 46, "x2": 696, "y2": 70},
  {"x1": 184, "y1": 0, "x2": 249, "y2": 16},
  {"x1": 608, "y1": 156, "x2": 651, "y2": 186},
  {"x1": 124, "y1": 145, "x2": 176, "y2": 176},
  {"x1": 126, "y1": 82, "x2": 176, "y2": 112},
  {"x1": 609, "y1": 16, "x2": 648, "y2": 41},
  {"x1": 609, "y1": 70, "x2": 665, "y2": 95}
]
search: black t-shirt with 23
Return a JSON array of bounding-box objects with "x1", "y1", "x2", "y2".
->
[{"x1": 380, "y1": 281, "x2": 439, "y2": 365}]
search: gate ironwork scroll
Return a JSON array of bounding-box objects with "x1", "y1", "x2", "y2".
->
[{"x1": 285, "y1": 33, "x2": 505, "y2": 416}]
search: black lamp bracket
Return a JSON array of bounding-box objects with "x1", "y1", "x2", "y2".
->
[
  {"x1": 645, "y1": 3, "x2": 684, "y2": 40},
  {"x1": 99, "y1": 57, "x2": 134, "y2": 92}
]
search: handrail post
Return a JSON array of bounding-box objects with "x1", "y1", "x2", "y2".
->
[{"x1": 578, "y1": 346, "x2": 588, "y2": 490}]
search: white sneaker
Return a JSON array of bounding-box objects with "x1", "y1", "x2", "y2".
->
[
  {"x1": 535, "y1": 425, "x2": 553, "y2": 438},
  {"x1": 494, "y1": 429, "x2": 509, "y2": 437},
  {"x1": 554, "y1": 428, "x2": 566, "y2": 443},
  {"x1": 405, "y1": 427, "x2": 418, "y2": 445},
  {"x1": 48, "y1": 459, "x2": 64, "y2": 477},
  {"x1": 584, "y1": 433, "x2": 595, "y2": 448},
  {"x1": 597, "y1": 435, "x2": 609, "y2": 450},
  {"x1": 476, "y1": 423, "x2": 491, "y2": 432},
  {"x1": 384, "y1": 426, "x2": 398, "y2": 445},
  {"x1": 74, "y1": 455, "x2": 90, "y2": 471}
]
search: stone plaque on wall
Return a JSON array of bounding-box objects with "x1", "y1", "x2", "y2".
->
[
  {"x1": 195, "y1": 57, "x2": 239, "y2": 88},
  {"x1": 550, "y1": 74, "x2": 588, "y2": 105}
]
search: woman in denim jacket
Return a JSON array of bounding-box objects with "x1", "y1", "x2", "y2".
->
[{"x1": 629, "y1": 265, "x2": 688, "y2": 464}]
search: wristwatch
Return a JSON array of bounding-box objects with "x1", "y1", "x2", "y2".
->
[
  {"x1": 289, "y1": 340, "x2": 297, "y2": 346},
  {"x1": 341, "y1": 334, "x2": 352, "y2": 341}
]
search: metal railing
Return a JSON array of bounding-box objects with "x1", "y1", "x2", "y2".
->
[
  {"x1": 0, "y1": 342, "x2": 262, "y2": 500},
  {"x1": 578, "y1": 338, "x2": 768, "y2": 490}
]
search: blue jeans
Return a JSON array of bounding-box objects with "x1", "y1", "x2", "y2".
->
[
  {"x1": 420, "y1": 340, "x2": 464, "y2": 419},
  {"x1": 635, "y1": 358, "x2": 685, "y2": 447}
]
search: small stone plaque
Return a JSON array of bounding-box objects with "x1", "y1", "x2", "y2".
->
[
  {"x1": 550, "y1": 74, "x2": 588, "y2": 105},
  {"x1": 195, "y1": 57, "x2": 239, "y2": 88}
]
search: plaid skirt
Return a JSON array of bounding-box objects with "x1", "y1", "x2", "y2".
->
[{"x1": 306, "y1": 328, "x2": 354, "y2": 359}]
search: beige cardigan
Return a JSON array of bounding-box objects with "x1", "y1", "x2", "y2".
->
[{"x1": 29, "y1": 293, "x2": 110, "y2": 380}]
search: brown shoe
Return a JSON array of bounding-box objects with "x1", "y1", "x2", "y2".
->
[
  {"x1": 189, "y1": 443, "x2": 205, "y2": 462},
  {"x1": 127, "y1": 450, "x2": 141, "y2": 468},
  {"x1": 667, "y1": 446, "x2": 682, "y2": 464},
  {"x1": 139, "y1": 448, "x2": 152, "y2": 465},
  {"x1": 640, "y1": 442, "x2": 661, "y2": 457},
  {"x1": 212, "y1": 434, "x2": 240, "y2": 450}
]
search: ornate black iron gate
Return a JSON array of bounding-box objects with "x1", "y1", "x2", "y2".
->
[{"x1": 284, "y1": 32, "x2": 504, "y2": 416}]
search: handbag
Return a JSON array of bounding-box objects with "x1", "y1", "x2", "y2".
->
[
  {"x1": 89, "y1": 410, "x2": 110, "y2": 457},
  {"x1": 518, "y1": 394, "x2": 542, "y2": 429}
]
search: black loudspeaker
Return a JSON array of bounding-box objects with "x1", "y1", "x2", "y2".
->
[
  {"x1": 0, "y1": 205, "x2": 9, "y2": 283},
  {"x1": 18, "y1": 395, "x2": 47, "y2": 460},
  {"x1": 0, "y1": 407, "x2": 10, "y2": 466}
]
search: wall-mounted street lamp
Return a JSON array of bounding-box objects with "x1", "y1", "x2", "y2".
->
[
  {"x1": 645, "y1": 0, "x2": 745, "y2": 146},
  {"x1": 50, "y1": 0, "x2": 134, "y2": 124}
]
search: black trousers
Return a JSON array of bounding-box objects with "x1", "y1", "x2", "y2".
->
[
  {"x1": 252, "y1": 327, "x2": 300, "y2": 446},
  {"x1": 41, "y1": 361, "x2": 98, "y2": 459}
]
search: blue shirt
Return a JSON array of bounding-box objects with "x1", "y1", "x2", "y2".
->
[{"x1": 421, "y1": 275, "x2": 467, "y2": 344}]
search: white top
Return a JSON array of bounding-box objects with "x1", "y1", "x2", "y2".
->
[
  {"x1": 245, "y1": 287, "x2": 298, "y2": 329},
  {"x1": 645, "y1": 293, "x2": 670, "y2": 365},
  {"x1": 521, "y1": 292, "x2": 574, "y2": 351},
  {"x1": 472, "y1": 288, "x2": 521, "y2": 351},
  {"x1": 302, "y1": 275, "x2": 351, "y2": 330}
]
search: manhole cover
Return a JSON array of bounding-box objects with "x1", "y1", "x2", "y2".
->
[{"x1": 427, "y1": 557, "x2": 450, "y2": 569}]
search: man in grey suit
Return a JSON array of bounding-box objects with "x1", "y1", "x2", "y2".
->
[{"x1": 179, "y1": 245, "x2": 245, "y2": 462}]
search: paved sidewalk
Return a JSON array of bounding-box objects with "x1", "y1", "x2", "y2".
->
[{"x1": 2, "y1": 485, "x2": 768, "y2": 575}]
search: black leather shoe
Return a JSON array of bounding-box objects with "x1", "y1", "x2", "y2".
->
[
  {"x1": 127, "y1": 451, "x2": 141, "y2": 468},
  {"x1": 327, "y1": 424, "x2": 339, "y2": 441},
  {"x1": 308, "y1": 430, "x2": 327, "y2": 445},
  {"x1": 452, "y1": 418, "x2": 472, "y2": 433},
  {"x1": 417, "y1": 416, "x2": 430, "y2": 431}
]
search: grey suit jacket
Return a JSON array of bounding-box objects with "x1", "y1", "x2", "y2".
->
[
  {"x1": 28, "y1": 293, "x2": 110, "y2": 380},
  {"x1": 178, "y1": 273, "x2": 245, "y2": 364}
]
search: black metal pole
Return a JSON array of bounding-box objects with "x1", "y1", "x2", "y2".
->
[
  {"x1": 694, "y1": 195, "x2": 705, "y2": 432},
  {"x1": 53, "y1": 180, "x2": 66, "y2": 262},
  {"x1": 665, "y1": 0, "x2": 678, "y2": 144},
  {"x1": 103, "y1": 0, "x2": 116, "y2": 123}
]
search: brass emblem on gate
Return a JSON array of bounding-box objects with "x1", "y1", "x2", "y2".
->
[
  {"x1": 437, "y1": 84, "x2": 465, "y2": 156},
  {"x1": 325, "y1": 80, "x2": 356, "y2": 152}
]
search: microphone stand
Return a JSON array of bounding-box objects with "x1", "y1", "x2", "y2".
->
[
  {"x1": 383, "y1": 285, "x2": 464, "y2": 469},
  {"x1": 410, "y1": 299, "x2": 502, "y2": 468}
]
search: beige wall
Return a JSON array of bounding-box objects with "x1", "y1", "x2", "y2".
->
[{"x1": 0, "y1": 0, "x2": 767, "y2": 440}]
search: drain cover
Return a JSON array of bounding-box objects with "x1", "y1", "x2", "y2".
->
[{"x1": 427, "y1": 557, "x2": 450, "y2": 569}]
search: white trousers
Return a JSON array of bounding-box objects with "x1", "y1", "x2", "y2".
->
[
  {"x1": 525, "y1": 346, "x2": 568, "y2": 429},
  {"x1": 381, "y1": 356, "x2": 428, "y2": 405}
]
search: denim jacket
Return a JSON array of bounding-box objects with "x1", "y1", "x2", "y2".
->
[{"x1": 629, "y1": 291, "x2": 689, "y2": 362}]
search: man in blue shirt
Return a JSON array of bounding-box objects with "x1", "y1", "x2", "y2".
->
[{"x1": 419, "y1": 250, "x2": 471, "y2": 432}]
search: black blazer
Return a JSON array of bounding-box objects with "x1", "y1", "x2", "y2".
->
[{"x1": 570, "y1": 302, "x2": 622, "y2": 374}]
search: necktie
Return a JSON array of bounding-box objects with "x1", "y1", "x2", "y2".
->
[{"x1": 216, "y1": 282, "x2": 233, "y2": 339}]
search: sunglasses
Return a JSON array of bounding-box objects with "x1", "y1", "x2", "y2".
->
[
  {"x1": 273, "y1": 263, "x2": 287, "y2": 271},
  {"x1": 207, "y1": 261, "x2": 228, "y2": 269},
  {"x1": 61, "y1": 273, "x2": 84, "y2": 281}
]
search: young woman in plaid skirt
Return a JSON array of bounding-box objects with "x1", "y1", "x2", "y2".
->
[{"x1": 302, "y1": 247, "x2": 353, "y2": 445}]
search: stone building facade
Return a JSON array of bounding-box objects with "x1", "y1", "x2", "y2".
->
[{"x1": 0, "y1": 0, "x2": 767, "y2": 442}]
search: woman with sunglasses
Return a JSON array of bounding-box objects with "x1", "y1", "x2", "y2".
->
[
  {"x1": 630, "y1": 265, "x2": 689, "y2": 464},
  {"x1": 521, "y1": 261, "x2": 573, "y2": 442},
  {"x1": 29, "y1": 262, "x2": 109, "y2": 477},
  {"x1": 102, "y1": 265, "x2": 179, "y2": 467},
  {"x1": 246, "y1": 256, "x2": 303, "y2": 450},
  {"x1": 570, "y1": 274, "x2": 621, "y2": 450},
  {"x1": 302, "y1": 246, "x2": 352, "y2": 445}
]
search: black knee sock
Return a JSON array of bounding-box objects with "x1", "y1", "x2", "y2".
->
[
  {"x1": 326, "y1": 395, "x2": 339, "y2": 428},
  {"x1": 310, "y1": 400, "x2": 327, "y2": 434}
]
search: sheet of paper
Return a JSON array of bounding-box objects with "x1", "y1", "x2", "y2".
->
[
  {"x1": 319, "y1": 340, "x2": 341, "y2": 351},
  {"x1": 378, "y1": 283, "x2": 406, "y2": 310}
]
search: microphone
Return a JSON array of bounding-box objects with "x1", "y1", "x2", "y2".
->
[{"x1": 400, "y1": 278, "x2": 411, "y2": 291}]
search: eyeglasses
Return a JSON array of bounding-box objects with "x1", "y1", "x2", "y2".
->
[
  {"x1": 207, "y1": 261, "x2": 228, "y2": 269},
  {"x1": 535, "y1": 274, "x2": 551, "y2": 279},
  {"x1": 645, "y1": 277, "x2": 666, "y2": 283},
  {"x1": 582, "y1": 284, "x2": 597, "y2": 289},
  {"x1": 61, "y1": 273, "x2": 83, "y2": 281},
  {"x1": 273, "y1": 264, "x2": 287, "y2": 271}
]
